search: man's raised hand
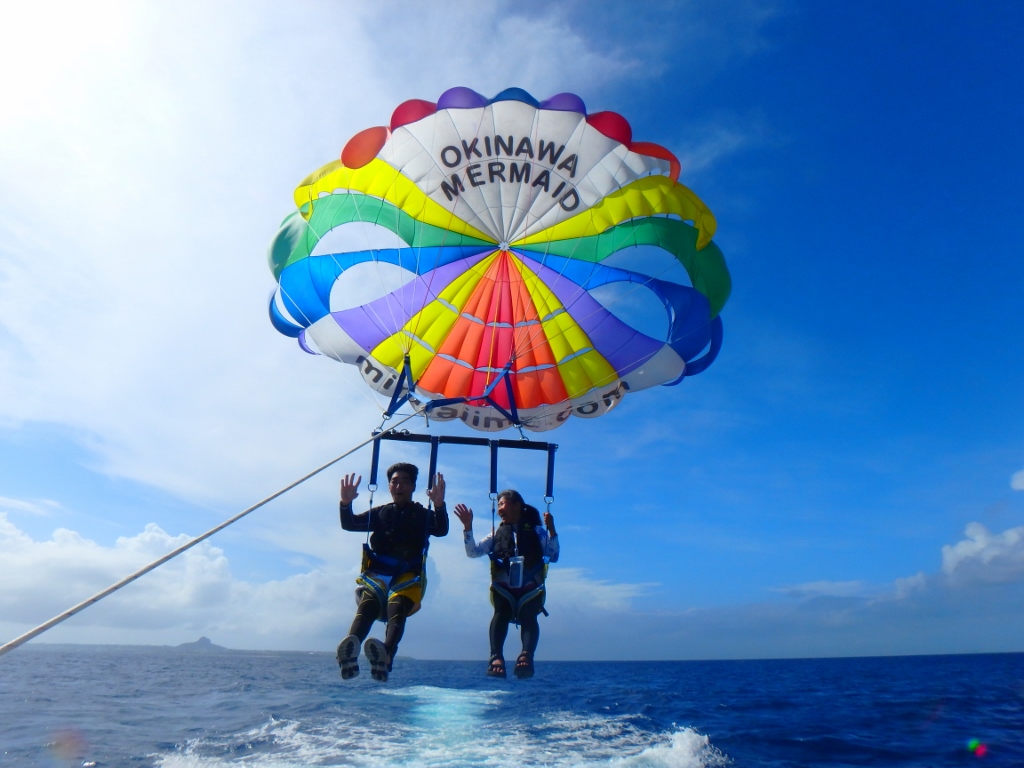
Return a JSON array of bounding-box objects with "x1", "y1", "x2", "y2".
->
[
  {"x1": 426, "y1": 472, "x2": 446, "y2": 506},
  {"x1": 340, "y1": 473, "x2": 361, "y2": 505}
]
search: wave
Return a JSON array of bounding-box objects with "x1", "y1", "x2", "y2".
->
[{"x1": 153, "y1": 684, "x2": 725, "y2": 767}]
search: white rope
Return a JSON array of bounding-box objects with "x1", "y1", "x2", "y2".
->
[{"x1": 0, "y1": 413, "x2": 417, "y2": 659}]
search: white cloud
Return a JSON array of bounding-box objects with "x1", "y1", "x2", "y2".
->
[
  {"x1": 772, "y1": 580, "x2": 871, "y2": 599},
  {"x1": 549, "y1": 568, "x2": 656, "y2": 612},
  {"x1": 891, "y1": 571, "x2": 926, "y2": 598},
  {"x1": 0, "y1": 513, "x2": 653, "y2": 655},
  {"x1": 1, "y1": 526, "x2": 390, "y2": 655},
  {"x1": 941, "y1": 522, "x2": 1024, "y2": 585},
  {"x1": 677, "y1": 123, "x2": 759, "y2": 176},
  {"x1": 618, "y1": 522, "x2": 1024, "y2": 659},
  {"x1": 1011, "y1": 468, "x2": 1024, "y2": 490},
  {"x1": 5, "y1": 513, "x2": 1024, "y2": 660},
  {"x1": 0, "y1": 496, "x2": 63, "y2": 516},
  {"x1": 0, "y1": 0, "x2": 133, "y2": 128},
  {"x1": 355, "y1": 2, "x2": 647, "y2": 100}
]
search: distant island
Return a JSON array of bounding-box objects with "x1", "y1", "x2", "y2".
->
[
  {"x1": 29, "y1": 636, "x2": 235, "y2": 653},
  {"x1": 24, "y1": 639, "x2": 415, "y2": 657},
  {"x1": 175, "y1": 636, "x2": 228, "y2": 653}
]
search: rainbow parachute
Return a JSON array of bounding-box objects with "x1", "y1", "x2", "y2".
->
[{"x1": 268, "y1": 87, "x2": 731, "y2": 432}]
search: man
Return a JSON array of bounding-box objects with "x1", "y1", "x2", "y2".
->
[
  {"x1": 454, "y1": 489, "x2": 558, "y2": 679},
  {"x1": 335, "y1": 462, "x2": 448, "y2": 682}
]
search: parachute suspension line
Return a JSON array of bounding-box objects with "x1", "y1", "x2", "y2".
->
[
  {"x1": 0, "y1": 412, "x2": 419, "y2": 660},
  {"x1": 365, "y1": 191, "x2": 403, "y2": 346},
  {"x1": 279, "y1": 227, "x2": 387, "y2": 420},
  {"x1": 406, "y1": 124, "x2": 467, "y2": 366},
  {"x1": 505, "y1": 232, "x2": 724, "y2": 402},
  {"x1": 508, "y1": 203, "x2": 709, "y2": 387},
  {"x1": 279, "y1": 276, "x2": 389, "y2": 416},
  {"x1": 479, "y1": 247, "x2": 725, "y2": 427},
  {"x1": 346, "y1": 190, "x2": 402, "y2": 350},
  {"x1": 481, "y1": 262, "x2": 502, "y2": 399}
]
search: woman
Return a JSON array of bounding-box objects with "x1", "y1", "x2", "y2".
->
[{"x1": 454, "y1": 490, "x2": 559, "y2": 679}]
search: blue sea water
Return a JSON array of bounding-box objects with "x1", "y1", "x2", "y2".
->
[{"x1": 1, "y1": 646, "x2": 1022, "y2": 767}]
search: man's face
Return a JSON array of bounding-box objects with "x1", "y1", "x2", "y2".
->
[
  {"x1": 388, "y1": 471, "x2": 414, "y2": 504},
  {"x1": 497, "y1": 495, "x2": 522, "y2": 525}
]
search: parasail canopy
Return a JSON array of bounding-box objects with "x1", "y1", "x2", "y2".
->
[{"x1": 268, "y1": 87, "x2": 731, "y2": 432}]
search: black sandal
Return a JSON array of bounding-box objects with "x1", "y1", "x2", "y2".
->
[
  {"x1": 514, "y1": 652, "x2": 534, "y2": 679},
  {"x1": 486, "y1": 655, "x2": 507, "y2": 678}
]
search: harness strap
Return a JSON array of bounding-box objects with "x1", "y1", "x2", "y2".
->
[
  {"x1": 427, "y1": 436, "x2": 440, "y2": 496},
  {"x1": 545, "y1": 443, "x2": 556, "y2": 502},
  {"x1": 357, "y1": 570, "x2": 426, "y2": 624},
  {"x1": 355, "y1": 574, "x2": 388, "y2": 616},
  {"x1": 388, "y1": 573, "x2": 423, "y2": 595},
  {"x1": 491, "y1": 582, "x2": 546, "y2": 625},
  {"x1": 362, "y1": 543, "x2": 422, "y2": 576},
  {"x1": 490, "y1": 555, "x2": 545, "y2": 583},
  {"x1": 490, "y1": 440, "x2": 499, "y2": 497}
]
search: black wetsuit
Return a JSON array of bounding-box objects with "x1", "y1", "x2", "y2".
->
[{"x1": 340, "y1": 500, "x2": 449, "y2": 660}]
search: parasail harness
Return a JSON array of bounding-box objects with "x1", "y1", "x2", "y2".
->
[{"x1": 363, "y1": 428, "x2": 557, "y2": 624}]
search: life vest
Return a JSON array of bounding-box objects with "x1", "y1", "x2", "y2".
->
[
  {"x1": 489, "y1": 521, "x2": 545, "y2": 585},
  {"x1": 365, "y1": 502, "x2": 431, "y2": 575}
]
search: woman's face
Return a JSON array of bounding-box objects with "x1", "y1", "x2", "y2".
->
[{"x1": 497, "y1": 495, "x2": 522, "y2": 525}]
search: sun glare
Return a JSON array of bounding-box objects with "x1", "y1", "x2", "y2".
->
[{"x1": 0, "y1": 0, "x2": 131, "y2": 125}]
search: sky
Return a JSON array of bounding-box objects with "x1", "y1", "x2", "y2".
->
[{"x1": 1, "y1": 0, "x2": 1022, "y2": 661}]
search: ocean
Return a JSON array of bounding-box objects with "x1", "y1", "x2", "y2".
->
[{"x1": 1, "y1": 646, "x2": 1021, "y2": 767}]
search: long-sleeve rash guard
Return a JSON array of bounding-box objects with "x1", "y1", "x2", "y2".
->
[{"x1": 463, "y1": 526, "x2": 559, "y2": 563}]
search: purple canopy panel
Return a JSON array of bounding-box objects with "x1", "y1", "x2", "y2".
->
[
  {"x1": 298, "y1": 330, "x2": 319, "y2": 355},
  {"x1": 520, "y1": 256, "x2": 663, "y2": 374},
  {"x1": 436, "y1": 87, "x2": 488, "y2": 110},
  {"x1": 540, "y1": 92, "x2": 587, "y2": 114},
  {"x1": 332, "y1": 251, "x2": 494, "y2": 350}
]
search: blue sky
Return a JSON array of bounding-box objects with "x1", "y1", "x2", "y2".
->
[{"x1": 1, "y1": 0, "x2": 1022, "y2": 660}]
